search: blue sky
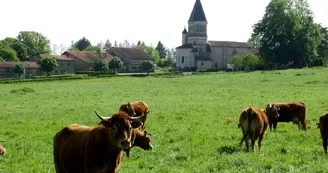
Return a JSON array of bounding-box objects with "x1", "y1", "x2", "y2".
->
[{"x1": 0, "y1": 0, "x2": 327, "y2": 53}]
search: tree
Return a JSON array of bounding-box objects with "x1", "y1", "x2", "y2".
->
[
  {"x1": 74, "y1": 37, "x2": 91, "y2": 51},
  {"x1": 103, "y1": 39, "x2": 112, "y2": 52},
  {"x1": 247, "y1": 35, "x2": 261, "y2": 48},
  {"x1": 40, "y1": 56, "x2": 58, "y2": 75},
  {"x1": 4, "y1": 37, "x2": 28, "y2": 61},
  {"x1": 0, "y1": 40, "x2": 19, "y2": 61},
  {"x1": 108, "y1": 56, "x2": 123, "y2": 73},
  {"x1": 17, "y1": 31, "x2": 51, "y2": 57},
  {"x1": 83, "y1": 46, "x2": 100, "y2": 52},
  {"x1": 317, "y1": 24, "x2": 328, "y2": 66},
  {"x1": 155, "y1": 41, "x2": 167, "y2": 59},
  {"x1": 93, "y1": 59, "x2": 108, "y2": 73},
  {"x1": 232, "y1": 53, "x2": 263, "y2": 71},
  {"x1": 252, "y1": 0, "x2": 322, "y2": 68},
  {"x1": 13, "y1": 63, "x2": 25, "y2": 78},
  {"x1": 141, "y1": 60, "x2": 155, "y2": 75},
  {"x1": 136, "y1": 44, "x2": 159, "y2": 64}
]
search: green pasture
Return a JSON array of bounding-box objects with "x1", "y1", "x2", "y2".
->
[{"x1": 0, "y1": 67, "x2": 328, "y2": 172}]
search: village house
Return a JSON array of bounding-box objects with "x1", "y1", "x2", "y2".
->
[
  {"x1": 62, "y1": 51, "x2": 113, "y2": 72},
  {"x1": 107, "y1": 47, "x2": 154, "y2": 72},
  {"x1": 29, "y1": 54, "x2": 74, "y2": 74},
  {"x1": 176, "y1": 0, "x2": 258, "y2": 71},
  {"x1": 0, "y1": 61, "x2": 40, "y2": 78}
]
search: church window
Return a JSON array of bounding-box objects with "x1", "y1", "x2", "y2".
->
[
  {"x1": 215, "y1": 63, "x2": 218, "y2": 68},
  {"x1": 182, "y1": 56, "x2": 184, "y2": 63},
  {"x1": 201, "y1": 62, "x2": 203, "y2": 66}
]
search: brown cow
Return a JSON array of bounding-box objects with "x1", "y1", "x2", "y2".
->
[
  {"x1": 124, "y1": 129, "x2": 153, "y2": 157},
  {"x1": 264, "y1": 102, "x2": 307, "y2": 131},
  {"x1": 318, "y1": 110, "x2": 328, "y2": 153},
  {"x1": 239, "y1": 107, "x2": 268, "y2": 152},
  {"x1": 119, "y1": 101, "x2": 149, "y2": 130},
  {"x1": 0, "y1": 140, "x2": 5, "y2": 156},
  {"x1": 53, "y1": 111, "x2": 143, "y2": 173}
]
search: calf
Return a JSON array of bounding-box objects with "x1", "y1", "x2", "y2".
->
[
  {"x1": 119, "y1": 101, "x2": 150, "y2": 130},
  {"x1": 239, "y1": 107, "x2": 268, "y2": 152},
  {"x1": 0, "y1": 140, "x2": 5, "y2": 156},
  {"x1": 264, "y1": 102, "x2": 307, "y2": 131},
  {"x1": 319, "y1": 110, "x2": 328, "y2": 153}
]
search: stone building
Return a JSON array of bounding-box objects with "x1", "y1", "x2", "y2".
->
[{"x1": 176, "y1": 0, "x2": 258, "y2": 71}]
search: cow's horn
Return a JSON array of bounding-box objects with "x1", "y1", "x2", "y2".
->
[
  {"x1": 95, "y1": 111, "x2": 106, "y2": 121},
  {"x1": 128, "y1": 114, "x2": 145, "y2": 121}
]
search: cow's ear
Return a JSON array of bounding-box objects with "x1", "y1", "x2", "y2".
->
[
  {"x1": 131, "y1": 121, "x2": 143, "y2": 129},
  {"x1": 101, "y1": 120, "x2": 113, "y2": 128}
]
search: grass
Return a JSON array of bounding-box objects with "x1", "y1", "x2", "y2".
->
[{"x1": 0, "y1": 67, "x2": 328, "y2": 172}]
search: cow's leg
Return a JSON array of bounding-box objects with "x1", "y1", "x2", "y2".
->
[
  {"x1": 251, "y1": 139, "x2": 255, "y2": 152},
  {"x1": 245, "y1": 136, "x2": 250, "y2": 152},
  {"x1": 258, "y1": 132, "x2": 265, "y2": 151},
  {"x1": 323, "y1": 137, "x2": 327, "y2": 154},
  {"x1": 301, "y1": 121, "x2": 307, "y2": 131},
  {"x1": 269, "y1": 122, "x2": 273, "y2": 131},
  {"x1": 273, "y1": 122, "x2": 278, "y2": 131}
]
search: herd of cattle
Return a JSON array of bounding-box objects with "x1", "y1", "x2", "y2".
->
[{"x1": 0, "y1": 101, "x2": 328, "y2": 172}]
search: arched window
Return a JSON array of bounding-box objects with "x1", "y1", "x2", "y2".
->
[{"x1": 182, "y1": 56, "x2": 184, "y2": 63}]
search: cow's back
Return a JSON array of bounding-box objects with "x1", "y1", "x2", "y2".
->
[
  {"x1": 275, "y1": 102, "x2": 306, "y2": 122},
  {"x1": 320, "y1": 111, "x2": 328, "y2": 135}
]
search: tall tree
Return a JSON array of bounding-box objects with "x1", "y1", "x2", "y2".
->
[
  {"x1": 0, "y1": 40, "x2": 19, "y2": 61},
  {"x1": 317, "y1": 24, "x2": 328, "y2": 66},
  {"x1": 103, "y1": 39, "x2": 112, "y2": 52},
  {"x1": 3, "y1": 37, "x2": 28, "y2": 61},
  {"x1": 40, "y1": 56, "x2": 58, "y2": 75},
  {"x1": 252, "y1": 0, "x2": 322, "y2": 68},
  {"x1": 247, "y1": 35, "x2": 261, "y2": 48},
  {"x1": 74, "y1": 37, "x2": 91, "y2": 51},
  {"x1": 17, "y1": 31, "x2": 51, "y2": 57},
  {"x1": 155, "y1": 41, "x2": 167, "y2": 59}
]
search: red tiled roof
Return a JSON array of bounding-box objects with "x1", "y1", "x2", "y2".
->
[
  {"x1": 208, "y1": 41, "x2": 253, "y2": 48},
  {"x1": 40, "y1": 54, "x2": 73, "y2": 61},
  {"x1": 108, "y1": 48, "x2": 153, "y2": 62},
  {"x1": 0, "y1": 61, "x2": 40, "y2": 69},
  {"x1": 63, "y1": 51, "x2": 113, "y2": 63}
]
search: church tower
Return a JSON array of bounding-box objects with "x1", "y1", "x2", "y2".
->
[{"x1": 187, "y1": 0, "x2": 208, "y2": 54}]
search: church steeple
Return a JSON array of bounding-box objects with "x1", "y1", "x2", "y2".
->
[{"x1": 188, "y1": 0, "x2": 207, "y2": 22}]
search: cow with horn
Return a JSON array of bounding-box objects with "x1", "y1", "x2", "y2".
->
[{"x1": 53, "y1": 111, "x2": 144, "y2": 173}]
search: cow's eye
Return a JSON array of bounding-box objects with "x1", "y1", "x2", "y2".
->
[{"x1": 112, "y1": 126, "x2": 117, "y2": 131}]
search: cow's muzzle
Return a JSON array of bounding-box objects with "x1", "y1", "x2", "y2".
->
[{"x1": 120, "y1": 140, "x2": 132, "y2": 149}]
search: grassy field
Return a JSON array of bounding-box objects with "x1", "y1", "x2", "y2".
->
[{"x1": 0, "y1": 67, "x2": 328, "y2": 173}]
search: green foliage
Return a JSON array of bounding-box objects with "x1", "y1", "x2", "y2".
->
[
  {"x1": 0, "y1": 40, "x2": 19, "y2": 61},
  {"x1": 252, "y1": 0, "x2": 322, "y2": 68},
  {"x1": 0, "y1": 56, "x2": 4, "y2": 61},
  {"x1": 317, "y1": 24, "x2": 328, "y2": 66},
  {"x1": 16, "y1": 31, "x2": 51, "y2": 57},
  {"x1": 136, "y1": 44, "x2": 159, "y2": 64},
  {"x1": 141, "y1": 60, "x2": 154, "y2": 74},
  {"x1": 0, "y1": 68, "x2": 328, "y2": 172},
  {"x1": 40, "y1": 56, "x2": 58, "y2": 75},
  {"x1": 108, "y1": 56, "x2": 123, "y2": 72},
  {"x1": 232, "y1": 53, "x2": 263, "y2": 71},
  {"x1": 10, "y1": 87, "x2": 35, "y2": 94},
  {"x1": 74, "y1": 37, "x2": 91, "y2": 51},
  {"x1": 83, "y1": 46, "x2": 100, "y2": 52},
  {"x1": 247, "y1": 34, "x2": 261, "y2": 48},
  {"x1": 155, "y1": 41, "x2": 167, "y2": 59},
  {"x1": 13, "y1": 63, "x2": 25, "y2": 77},
  {"x1": 4, "y1": 37, "x2": 28, "y2": 61},
  {"x1": 93, "y1": 59, "x2": 108, "y2": 73},
  {"x1": 103, "y1": 39, "x2": 112, "y2": 52}
]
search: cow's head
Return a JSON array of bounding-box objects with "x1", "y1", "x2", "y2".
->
[
  {"x1": 137, "y1": 130, "x2": 153, "y2": 150},
  {"x1": 95, "y1": 111, "x2": 143, "y2": 149},
  {"x1": 119, "y1": 102, "x2": 137, "y2": 117},
  {"x1": 265, "y1": 104, "x2": 280, "y2": 119},
  {"x1": 0, "y1": 141, "x2": 6, "y2": 156}
]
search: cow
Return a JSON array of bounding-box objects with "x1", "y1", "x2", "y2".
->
[
  {"x1": 124, "y1": 129, "x2": 153, "y2": 157},
  {"x1": 264, "y1": 102, "x2": 307, "y2": 131},
  {"x1": 53, "y1": 111, "x2": 144, "y2": 173},
  {"x1": 119, "y1": 101, "x2": 149, "y2": 130},
  {"x1": 318, "y1": 110, "x2": 328, "y2": 153},
  {"x1": 0, "y1": 140, "x2": 5, "y2": 156},
  {"x1": 239, "y1": 107, "x2": 268, "y2": 152}
]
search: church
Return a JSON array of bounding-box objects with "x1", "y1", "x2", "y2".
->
[{"x1": 176, "y1": 0, "x2": 258, "y2": 71}]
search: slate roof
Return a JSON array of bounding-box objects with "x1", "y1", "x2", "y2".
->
[
  {"x1": 182, "y1": 28, "x2": 188, "y2": 34},
  {"x1": 188, "y1": 0, "x2": 207, "y2": 22},
  {"x1": 63, "y1": 51, "x2": 113, "y2": 63},
  {"x1": 208, "y1": 41, "x2": 253, "y2": 48},
  {"x1": 176, "y1": 44, "x2": 194, "y2": 49},
  {"x1": 0, "y1": 61, "x2": 40, "y2": 69},
  {"x1": 108, "y1": 48, "x2": 153, "y2": 63}
]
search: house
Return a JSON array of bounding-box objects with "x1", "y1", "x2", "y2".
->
[
  {"x1": 62, "y1": 51, "x2": 113, "y2": 72},
  {"x1": 107, "y1": 47, "x2": 154, "y2": 72},
  {"x1": 0, "y1": 61, "x2": 40, "y2": 78},
  {"x1": 176, "y1": 0, "x2": 258, "y2": 71},
  {"x1": 29, "y1": 54, "x2": 74, "y2": 74}
]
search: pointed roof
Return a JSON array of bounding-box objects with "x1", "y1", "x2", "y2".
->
[
  {"x1": 188, "y1": 0, "x2": 207, "y2": 22},
  {"x1": 182, "y1": 28, "x2": 188, "y2": 34}
]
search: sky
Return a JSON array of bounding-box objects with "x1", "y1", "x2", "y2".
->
[{"x1": 0, "y1": 0, "x2": 327, "y2": 54}]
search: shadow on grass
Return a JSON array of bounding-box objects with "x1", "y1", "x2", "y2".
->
[
  {"x1": 10, "y1": 87, "x2": 35, "y2": 94},
  {"x1": 216, "y1": 145, "x2": 241, "y2": 155}
]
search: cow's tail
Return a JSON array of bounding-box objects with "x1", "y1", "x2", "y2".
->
[{"x1": 239, "y1": 108, "x2": 253, "y2": 146}]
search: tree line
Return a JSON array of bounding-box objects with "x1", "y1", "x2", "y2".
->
[{"x1": 242, "y1": 0, "x2": 328, "y2": 71}]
